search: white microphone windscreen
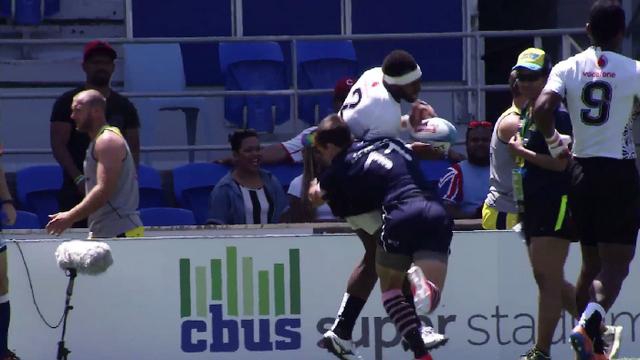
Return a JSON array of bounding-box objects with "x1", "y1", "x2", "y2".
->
[{"x1": 55, "y1": 240, "x2": 113, "y2": 275}]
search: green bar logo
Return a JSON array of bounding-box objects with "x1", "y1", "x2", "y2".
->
[
  {"x1": 179, "y1": 246, "x2": 301, "y2": 318},
  {"x1": 179, "y1": 247, "x2": 302, "y2": 353}
]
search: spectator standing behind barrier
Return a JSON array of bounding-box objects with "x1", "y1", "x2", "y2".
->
[
  {"x1": 438, "y1": 121, "x2": 491, "y2": 219},
  {"x1": 50, "y1": 40, "x2": 140, "y2": 228},
  {"x1": 207, "y1": 130, "x2": 287, "y2": 225},
  {"x1": 0, "y1": 146, "x2": 18, "y2": 359},
  {"x1": 46, "y1": 90, "x2": 143, "y2": 239},
  {"x1": 481, "y1": 71, "x2": 526, "y2": 230}
]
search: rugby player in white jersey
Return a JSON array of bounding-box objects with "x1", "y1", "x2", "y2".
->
[
  {"x1": 533, "y1": 1, "x2": 637, "y2": 359},
  {"x1": 340, "y1": 49, "x2": 435, "y2": 141},
  {"x1": 321, "y1": 50, "x2": 450, "y2": 360}
]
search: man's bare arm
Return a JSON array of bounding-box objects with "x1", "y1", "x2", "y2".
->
[{"x1": 65, "y1": 133, "x2": 126, "y2": 222}]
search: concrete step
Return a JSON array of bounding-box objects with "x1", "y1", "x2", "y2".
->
[{"x1": 0, "y1": 57, "x2": 124, "y2": 84}]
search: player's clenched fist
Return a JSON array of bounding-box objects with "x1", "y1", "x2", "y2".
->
[{"x1": 409, "y1": 100, "x2": 437, "y2": 129}]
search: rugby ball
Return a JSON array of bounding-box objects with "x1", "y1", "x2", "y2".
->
[{"x1": 410, "y1": 117, "x2": 457, "y2": 152}]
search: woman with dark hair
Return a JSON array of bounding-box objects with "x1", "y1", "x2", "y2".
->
[
  {"x1": 207, "y1": 129, "x2": 287, "y2": 225},
  {"x1": 284, "y1": 143, "x2": 337, "y2": 223}
]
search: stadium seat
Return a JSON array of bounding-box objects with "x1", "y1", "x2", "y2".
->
[
  {"x1": 0, "y1": 0, "x2": 10, "y2": 18},
  {"x1": 0, "y1": 0, "x2": 59, "y2": 24},
  {"x1": 138, "y1": 165, "x2": 167, "y2": 208},
  {"x1": 123, "y1": 43, "x2": 206, "y2": 162},
  {"x1": 296, "y1": 40, "x2": 357, "y2": 124},
  {"x1": 43, "y1": 0, "x2": 59, "y2": 16},
  {"x1": 14, "y1": 0, "x2": 42, "y2": 25},
  {"x1": 140, "y1": 207, "x2": 196, "y2": 226},
  {"x1": 16, "y1": 165, "x2": 63, "y2": 227},
  {"x1": 4, "y1": 210, "x2": 41, "y2": 229},
  {"x1": 262, "y1": 163, "x2": 303, "y2": 191},
  {"x1": 219, "y1": 41, "x2": 289, "y2": 132},
  {"x1": 172, "y1": 163, "x2": 229, "y2": 224}
]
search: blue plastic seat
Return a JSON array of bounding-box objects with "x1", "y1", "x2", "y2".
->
[
  {"x1": 4, "y1": 210, "x2": 41, "y2": 229},
  {"x1": 219, "y1": 41, "x2": 289, "y2": 132},
  {"x1": 138, "y1": 165, "x2": 167, "y2": 208},
  {"x1": 124, "y1": 43, "x2": 206, "y2": 162},
  {"x1": 0, "y1": 0, "x2": 10, "y2": 18},
  {"x1": 0, "y1": 0, "x2": 59, "y2": 24},
  {"x1": 262, "y1": 163, "x2": 303, "y2": 191},
  {"x1": 172, "y1": 163, "x2": 229, "y2": 224},
  {"x1": 16, "y1": 165, "x2": 63, "y2": 227},
  {"x1": 43, "y1": 0, "x2": 58, "y2": 16},
  {"x1": 14, "y1": 0, "x2": 42, "y2": 25},
  {"x1": 296, "y1": 40, "x2": 357, "y2": 124},
  {"x1": 140, "y1": 207, "x2": 196, "y2": 226}
]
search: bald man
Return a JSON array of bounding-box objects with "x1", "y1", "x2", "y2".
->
[{"x1": 46, "y1": 90, "x2": 143, "y2": 239}]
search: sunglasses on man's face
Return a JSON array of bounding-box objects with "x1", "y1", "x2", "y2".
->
[{"x1": 517, "y1": 72, "x2": 544, "y2": 82}]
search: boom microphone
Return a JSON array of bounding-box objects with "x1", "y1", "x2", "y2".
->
[{"x1": 54, "y1": 240, "x2": 113, "y2": 275}]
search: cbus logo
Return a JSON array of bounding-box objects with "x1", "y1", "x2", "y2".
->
[{"x1": 179, "y1": 247, "x2": 302, "y2": 353}]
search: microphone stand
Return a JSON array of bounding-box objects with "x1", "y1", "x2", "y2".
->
[{"x1": 57, "y1": 268, "x2": 77, "y2": 360}]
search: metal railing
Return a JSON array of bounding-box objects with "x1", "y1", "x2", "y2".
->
[{"x1": 0, "y1": 28, "x2": 587, "y2": 157}]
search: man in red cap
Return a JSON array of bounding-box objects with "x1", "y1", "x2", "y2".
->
[{"x1": 49, "y1": 40, "x2": 140, "y2": 227}]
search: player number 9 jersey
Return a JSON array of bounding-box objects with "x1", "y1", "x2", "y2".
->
[{"x1": 543, "y1": 46, "x2": 640, "y2": 159}]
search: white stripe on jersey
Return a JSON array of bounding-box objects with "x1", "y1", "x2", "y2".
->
[
  {"x1": 239, "y1": 185, "x2": 269, "y2": 224},
  {"x1": 544, "y1": 47, "x2": 640, "y2": 159}
]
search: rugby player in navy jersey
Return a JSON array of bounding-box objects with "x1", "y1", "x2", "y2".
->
[
  {"x1": 319, "y1": 50, "x2": 451, "y2": 359},
  {"x1": 310, "y1": 114, "x2": 453, "y2": 360}
]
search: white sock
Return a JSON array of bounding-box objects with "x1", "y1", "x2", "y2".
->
[{"x1": 0, "y1": 294, "x2": 8, "y2": 303}]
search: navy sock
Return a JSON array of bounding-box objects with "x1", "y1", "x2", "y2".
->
[
  {"x1": 332, "y1": 293, "x2": 366, "y2": 340},
  {"x1": 0, "y1": 301, "x2": 9, "y2": 354}
]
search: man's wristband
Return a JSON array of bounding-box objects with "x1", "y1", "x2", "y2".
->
[
  {"x1": 1, "y1": 199, "x2": 14, "y2": 205},
  {"x1": 73, "y1": 174, "x2": 85, "y2": 185}
]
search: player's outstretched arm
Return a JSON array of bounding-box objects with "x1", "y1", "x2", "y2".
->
[{"x1": 508, "y1": 133, "x2": 568, "y2": 172}]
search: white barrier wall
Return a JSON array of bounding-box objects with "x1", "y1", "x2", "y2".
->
[{"x1": 5, "y1": 230, "x2": 640, "y2": 359}]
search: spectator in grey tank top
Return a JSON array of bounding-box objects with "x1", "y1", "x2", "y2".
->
[
  {"x1": 45, "y1": 89, "x2": 143, "y2": 239},
  {"x1": 207, "y1": 130, "x2": 287, "y2": 225},
  {"x1": 481, "y1": 70, "x2": 527, "y2": 230}
]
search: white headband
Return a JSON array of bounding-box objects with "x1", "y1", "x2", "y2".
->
[{"x1": 383, "y1": 65, "x2": 422, "y2": 85}]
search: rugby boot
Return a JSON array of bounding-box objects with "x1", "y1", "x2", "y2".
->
[
  {"x1": 402, "y1": 326, "x2": 449, "y2": 351},
  {"x1": 322, "y1": 330, "x2": 363, "y2": 360},
  {"x1": 520, "y1": 347, "x2": 550, "y2": 360},
  {"x1": 602, "y1": 325, "x2": 622, "y2": 359}
]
